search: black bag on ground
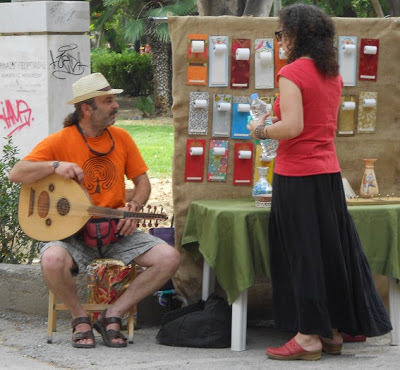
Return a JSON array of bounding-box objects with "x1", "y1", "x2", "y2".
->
[{"x1": 156, "y1": 293, "x2": 231, "y2": 348}]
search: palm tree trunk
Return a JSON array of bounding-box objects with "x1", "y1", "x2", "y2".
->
[
  {"x1": 387, "y1": 0, "x2": 400, "y2": 16},
  {"x1": 273, "y1": 0, "x2": 282, "y2": 16},
  {"x1": 197, "y1": 0, "x2": 273, "y2": 16},
  {"x1": 371, "y1": 0, "x2": 384, "y2": 17},
  {"x1": 148, "y1": 35, "x2": 171, "y2": 116},
  {"x1": 96, "y1": 29, "x2": 103, "y2": 48}
]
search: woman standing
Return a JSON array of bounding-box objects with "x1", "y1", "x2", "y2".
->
[{"x1": 248, "y1": 3, "x2": 391, "y2": 361}]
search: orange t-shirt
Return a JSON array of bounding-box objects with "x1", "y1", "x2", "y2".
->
[{"x1": 23, "y1": 125, "x2": 148, "y2": 209}]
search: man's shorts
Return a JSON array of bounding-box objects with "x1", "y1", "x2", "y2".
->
[{"x1": 39, "y1": 230, "x2": 166, "y2": 274}]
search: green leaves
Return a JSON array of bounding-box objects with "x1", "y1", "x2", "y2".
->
[
  {"x1": 133, "y1": 95, "x2": 155, "y2": 117},
  {"x1": 0, "y1": 136, "x2": 39, "y2": 264},
  {"x1": 125, "y1": 19, "x2": 146, "y2": 43},
  {"x1": 91, "y1": 49, "x2": 153, "y2": 96},
  {"x1": 93, "y1": 0, "x2": 197, "y2": 47}
]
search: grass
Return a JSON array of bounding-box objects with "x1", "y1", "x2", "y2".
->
[{"x1": 116, "y1": 119, "x2": 174, "y2": 179}]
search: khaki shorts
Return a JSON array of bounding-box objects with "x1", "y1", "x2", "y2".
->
[{"x1": 39, "y1": 230, "x2": 166, "y2": 274}]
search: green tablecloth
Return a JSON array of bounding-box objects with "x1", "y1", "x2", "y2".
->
[{"x1": 181, "y1": 198, "x2": 400, "y2": 305}]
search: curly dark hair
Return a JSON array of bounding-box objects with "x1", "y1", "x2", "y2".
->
[
  {"x1": 63, "y1": 98, "x2": 97, "y2": 127},
  {"x1": 279, "y1": 3, "x2": 339, "y2": 77}
]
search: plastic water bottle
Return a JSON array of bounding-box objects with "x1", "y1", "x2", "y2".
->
[{"x1": 249, "y1": 93, "x2": 279, "y2": 161}]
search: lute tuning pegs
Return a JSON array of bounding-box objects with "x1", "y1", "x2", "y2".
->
[{"x1": 133, "y1": 204, "x2": 166, "y2": 228}]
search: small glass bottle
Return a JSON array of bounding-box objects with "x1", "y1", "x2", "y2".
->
[
  {"x1": 359, "y1": 158, "x2": 379, "y2": 198},
  {"x1": 252, "y1": 166, "x2": 273, "y2": 207}
]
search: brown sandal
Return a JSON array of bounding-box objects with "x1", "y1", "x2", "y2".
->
[
  {"x1": 72, "y1": 317, "x2": 95, "y2": 348},
  {"x1": 321, "y1": 342, "x2": 342, "y2": 355},
  {"x1": 320, "y1": 335, "x2": 343, "y2": 355},
  {"x1": 93, "y1": 310, "x2": 127, "y2": 348}
]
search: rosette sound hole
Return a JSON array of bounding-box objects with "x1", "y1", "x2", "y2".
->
[{"x1": 57, "y1": 198, "x2": 70, "y2": 216}]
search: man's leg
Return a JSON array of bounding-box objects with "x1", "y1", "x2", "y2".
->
[
  {"x1": 41, "y1": 245, "x2": 93, "y2": 346},
  {"x1": 102, "y1": 243, "x2": 180, "y2": 343}
]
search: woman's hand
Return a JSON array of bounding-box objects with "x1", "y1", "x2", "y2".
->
[{"x1": 247, "y1": 113, "x2": 277, "y2": 140}]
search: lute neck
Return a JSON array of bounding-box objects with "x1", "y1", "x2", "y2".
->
[{"x1": 87, "y1": 205, "x2": 167, "y2": 220}]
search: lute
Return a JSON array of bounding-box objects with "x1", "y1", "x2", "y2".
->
[{"x1": 18, "y1": 173, "x2": 168, "y2": 241}]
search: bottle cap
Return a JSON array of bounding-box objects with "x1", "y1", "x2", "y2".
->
[{"x1": 250, "y1": 93, "x2": 259, "y2": 100}]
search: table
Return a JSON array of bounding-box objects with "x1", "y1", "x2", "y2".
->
[{"x1": 181, "y1": 198, "x2": 400, "y2": 351}]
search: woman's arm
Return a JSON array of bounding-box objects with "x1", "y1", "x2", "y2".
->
[{"x1": 248, "y1": 76, "x2": 304, "y2": 140}]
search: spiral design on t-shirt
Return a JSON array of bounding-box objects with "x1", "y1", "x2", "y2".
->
[{"x1": 82, "y1": 157, "x2": 116, "y2": 195}]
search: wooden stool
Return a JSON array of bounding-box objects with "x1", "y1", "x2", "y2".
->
[
  {"x1": 47, "y1": 291, "x2": 135, "y2": 344},
  {"x1": 47, "y1": 260, "x2": 136, "y2": 344}
]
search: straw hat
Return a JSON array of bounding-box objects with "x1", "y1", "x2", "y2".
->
[{"x1": 67, "y1": 73, "x2": 123, "y2": 104}]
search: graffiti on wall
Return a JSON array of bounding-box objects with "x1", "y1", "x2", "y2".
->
[
  {"x1": 49, "y1": 43, "x2": 88, "y2": 79},
  {"x1": 49, "y1": 2, "x2": 76, "y2": 25},
  {"x1": 0, "y1": 99, "x2": 33, "y2": 137}
]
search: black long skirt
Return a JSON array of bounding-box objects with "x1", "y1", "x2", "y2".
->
[{"x1": 268, "y1": 172, "x2": 392, "y2": 338}]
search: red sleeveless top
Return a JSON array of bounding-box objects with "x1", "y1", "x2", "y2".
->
[{"x1": 273, "y1": 58, "x2": 343, "y2": 176}]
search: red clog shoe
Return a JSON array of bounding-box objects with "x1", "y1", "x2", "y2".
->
[
  {"x1": 266, "y1": 337, "x2": 322, "y2": 361},
  {"x1": 341, "y1": 333, "x2": 367, "y2": 342}
]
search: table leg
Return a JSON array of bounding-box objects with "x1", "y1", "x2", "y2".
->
[
  {"x1": 202, "y1": 260, "x2": 215, "y2": 301},
  {"x1": 389, "y1": 277, "x2": 400, "y2": 345},
  {"x1": 202, "y1": 260, "x2": 248, "y2": 351},
  {"x1": 231, "y1": 289, "x2": 248, "y2": 352}
]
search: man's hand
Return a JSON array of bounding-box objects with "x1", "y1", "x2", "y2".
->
[
  {"x1": 116, "y1": 203, "x2": 139, "y2": 236},
  {"x1": 54, "y1": 162, "x2": 85, "y2": 184},
  {"x1": 9, "y1": 160, "x2": 84, "y2": 184}
]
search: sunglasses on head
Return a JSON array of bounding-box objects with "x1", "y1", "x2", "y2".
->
[{"x1": 275, "y1": 30, "x2": 283, "y2": 42}]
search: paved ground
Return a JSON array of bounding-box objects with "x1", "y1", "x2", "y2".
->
[{"x1": 1, "y1": 311, "x2": 399, "y2": 369}]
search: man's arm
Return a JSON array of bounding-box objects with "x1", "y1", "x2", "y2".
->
[
  {"x1": 8, "y1": 160, "x2": 85, "y2": 184},
  {"x1": 128, "y1": 173, "x2": 151, "y2": 210},
  {"x1": 115, "y1": 172, "x2": 151, "y2": 236}
]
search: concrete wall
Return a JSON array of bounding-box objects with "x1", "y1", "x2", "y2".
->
[
  {"x1": 0, "y1": 264, "x2": 85, "y2": 317},
  {"x1": 0, "y1": 263, "x2": 171, "y2": 325},
  {"x1": 0, "y1": 263, "x2": 388, "y2": 324},
  {"x1": 0, "y1": 1, "x2": 90, "y2": 158}
]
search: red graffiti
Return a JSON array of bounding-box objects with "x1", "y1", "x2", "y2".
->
[{"x1": 0, "y1": 99, "x2": 33, "y2": 137}]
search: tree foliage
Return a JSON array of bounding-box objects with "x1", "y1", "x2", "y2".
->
[
  {"x1": 91, "y1": 0, "x2": 197, "y2": 48},
  {"x1": 91, "y1": 48, "x2": 153, "y2": 96},
  {"x1": 90, "y1": 1, "x2": 197, "y2": 115}
]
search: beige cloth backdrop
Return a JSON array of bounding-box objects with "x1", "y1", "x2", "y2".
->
[{"x1": 168, "y1": 16, "x2": 400, "y2": 303}]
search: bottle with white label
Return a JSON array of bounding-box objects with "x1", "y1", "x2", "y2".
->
[{"x1": 249, "y1": 93, "x2": 279, "y2": 161}]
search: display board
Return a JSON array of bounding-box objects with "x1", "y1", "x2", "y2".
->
[{"x1": 169, "y1": 16, "x2": 399, "y2": 302}]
